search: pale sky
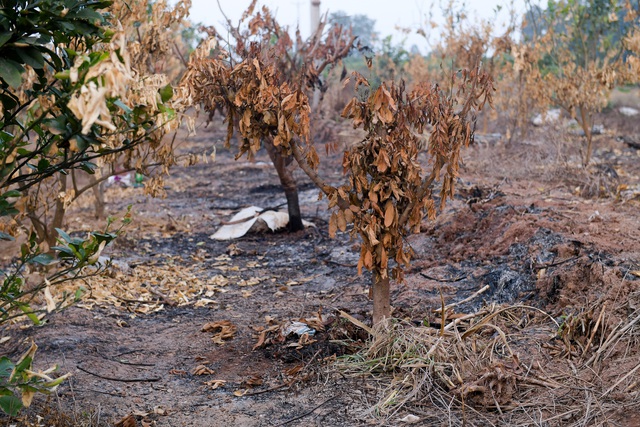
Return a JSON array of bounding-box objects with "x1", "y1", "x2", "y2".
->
[{"x1": 187, "y1": 0, "x2": 529, "y2": 53}]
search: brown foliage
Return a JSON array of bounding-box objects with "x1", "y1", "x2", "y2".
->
[
  {"x1": 182, "y1": 2, "x2": 354, "y2": 153},
  {"x1": 182, "y1": 3, "x2": 492, "y2": 322},
  {"x1": 330, "y1": 69, "x2": 493, "y2": 287},
  {"x1": 182, "y1": 3, "x2": 354, "y2": 231}
]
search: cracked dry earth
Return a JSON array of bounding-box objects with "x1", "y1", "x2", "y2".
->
[{"x1": 2, "y1": 111, "x2": 640, "y2": 426}]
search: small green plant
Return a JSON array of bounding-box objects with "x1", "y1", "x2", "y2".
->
[
  {"x1": 0, "y1": 208, "x2": 130, "y2": 416},
  {"x1": 1, "y1": 207, "x2": 131, "y2": 325},
  {"x1": 0, "y1": 342, "x2": 70, "y2": 416}
]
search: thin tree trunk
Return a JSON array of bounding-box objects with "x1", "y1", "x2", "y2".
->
[
  {"x1": 89, "y1": 173, "x2": 105, "y2": 218},
  {"x1": 372, "y1": 274, "x2": 391, "y2": 325},
  {"x1": 264, "y1": 142, "x2": 304, "y2": 232},
  {"x1": 47, "y1": 174, "x2": 67, "y2": 248},
  {"x1": 580, "y1": 107, "x2": 594, "y2": 166}
]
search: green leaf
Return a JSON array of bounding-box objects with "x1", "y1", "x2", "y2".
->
[
  {"x1": 68, "y1": 8, "x2": 104, "y2": 23},
  {"x1": 0, "y1": 232, "x2": 14, "y2": 241},
  {"x1": 44, "y1": 116, "x2": 68, "y2": 134},
  {"x1": 54, "y1": 69, "x2": 70, "y2": 80},
  {"x1": 55, "y1": 228, "x2": 73, "y2": 244},
  {"x1": 0, "y1": 93, "x2": 18, "y2": 111},
  {"x1": 0, "y1": 32, "x2": 12, "y2": 48},
  {"x1": 0, "y1": 57, "x2": 24, "y2": 88},
  {"x1": 72, "y1": 134, "x2": 88, "y2": 151},
  {"x1": 0, "y1": 131, "x2": 13, "y2": 142},
  {"x1": 3, "y1": 190, "x2": 21, "y2": 198},
  {"x1": 17, "y1": 304, "x2": 40, "y2": 325},
  {"x1": 30, "y1": 254, "x2": 55, "y2": 265},
  {"x1": 37, "y1": 158, "x2": 50, "y2": 171},
  {"x1": 14, "y1": 354, "x2": 32, "y2": 373},
  {"x1": 0, "y1": 395, "x2": 22, "y2": 417},
  {"x1": 51, "y1": 246, "x2": 74, "y2": 257},
  {"x1": 78, "y1": 161, "x2": 96, "y2": 174},
  {"x1": 0, "y1": 357, "x2": 14, "y2": 379},
  {"x1": 16, "y1": 47, "x2": 45, "y2": 69},
  {"x1": 113, "y1": 99, "x2": 132, "y2": 114},
  {"x1": 159, "y1": 84, "x2": 173, "y2": 103}
]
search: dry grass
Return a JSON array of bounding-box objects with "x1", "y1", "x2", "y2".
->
[
  {"x1": 563, "y1": 163, "x2": 621, "y2": 199},
  {"x1": 0, "y1": 396, "x2": 107, "y2": 427},
  {"x1": 338, "y1": 290, "x2": 640, "y2": 426}
]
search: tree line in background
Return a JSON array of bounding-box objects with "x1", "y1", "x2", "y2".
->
[{"x1": 0, "y1": 0, "x2": 638, "y2": 416}]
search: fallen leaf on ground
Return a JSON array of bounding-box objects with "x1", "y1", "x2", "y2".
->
[
  {"x1": 243, "y1": 374, "x2": 263, "y2": 387},
  {"x1": 238, "y1": 276, "x2": 266, "y2": 286},
  {"x1": 285, "y1": 365, "x2": 303, "y2": 377},
  {"x1": 114, "y1": 414, "x2": 136, "y2": 427},
  {"x1": 202, "y1": 320, "x2": 237, "y2": 344},
  {"x1": 204, "y1": 379, "x2": 226, "y2": 389},
  {"x1": 192, "y1": 365, "x2": 215, "y2": 376},
  {"x1": 399, "y1": 414, "x2": 420, "y2": 423},
  {"x1": 252, "y1": 324, "x2": 281, "y2": 350},
  {"x1": 226, "y1": 243, "x2": 243, "y2": 256},
  {"x1": 194, "y1": 298, "x2": 217, "y2": 307},
  {"x1": 286, "y1": 332, "x2": 317, "y2": 349},
  {"x1": 233, "y1": 389, "x2": 248, "y2": 397},
  {"x1": 169, "y1": 369, "x2": 187, "y2": 375}
]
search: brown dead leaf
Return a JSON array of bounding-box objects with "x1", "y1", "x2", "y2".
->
[
  {"x1": 204, "y1": 379, "x2": 227, "y2": 389},
  {"x1": 233, "y1": 389, "x2": 248, "y2": 397},
  {"x1": 192, "y1": 365, "x2": 215, "y2": 376},
  {"x1": 243, "y1": 374, "x2": 263, "y2": 387},
  {"x1": 116, "y1": 319, "x2": 129, "y2": 328},
  {"x1": 115, "y1": 414, "x2": 137, "y2": 427},
  {"x1": 153, "y1": 407, "x2": 167, "y2": 415},
  {"x1": 328, "y1": 212, "x2": 337, "y2": 237},
  {"x1": 252, "y1": 324, "x2": 280, "y2": 350},
  {"x1": 302, "y1": 317, "x2": 325, "y2": 331},
  {"x1": 287, "y1": 332, "x2": 317, "y2": 349},
  {"x1": 253, "y1": 330, "x2": 268, "y2": 350},
  {"x1": 168, "y1": 369, "x2": 187, "y2": 375},
  {"x1": 226, "y1": 243, "x2": 243, "y2": 256},
  {"x1": 298, "y1": 333, "x2": 316, "y2": 347},
  {"x1": 284, "y1": 364, "x2": 303, "y2": 377},
  {"x1": 202, "y1": 320, "x2": 237, "y2": 344},
  {"x1": 384, "y1": 201, "x2": 395, "y2": 227},
  {"x1": 337, "y1": 209, "x2": 347, "y2": 232}
]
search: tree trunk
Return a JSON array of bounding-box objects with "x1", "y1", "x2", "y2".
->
[
  {"x1": 372, "y1": 274, "x2": 391, "y2": 325},
  {"x1": 579, "y1": 107, "x2": 594, "y2": 166},
  {"x1": 47, "y1": 174, "x2": 68, "y2": 249},
  {"x1": 264, "y1": 142, "x2": 305, "y2": 232},
  {"x1": 89, "y1": 173, "x2": 105, "y2": 218}
]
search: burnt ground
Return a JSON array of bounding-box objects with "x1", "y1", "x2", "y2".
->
[{"x1": 2, "y1": 108, "x2": 640, "y2": 427}]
